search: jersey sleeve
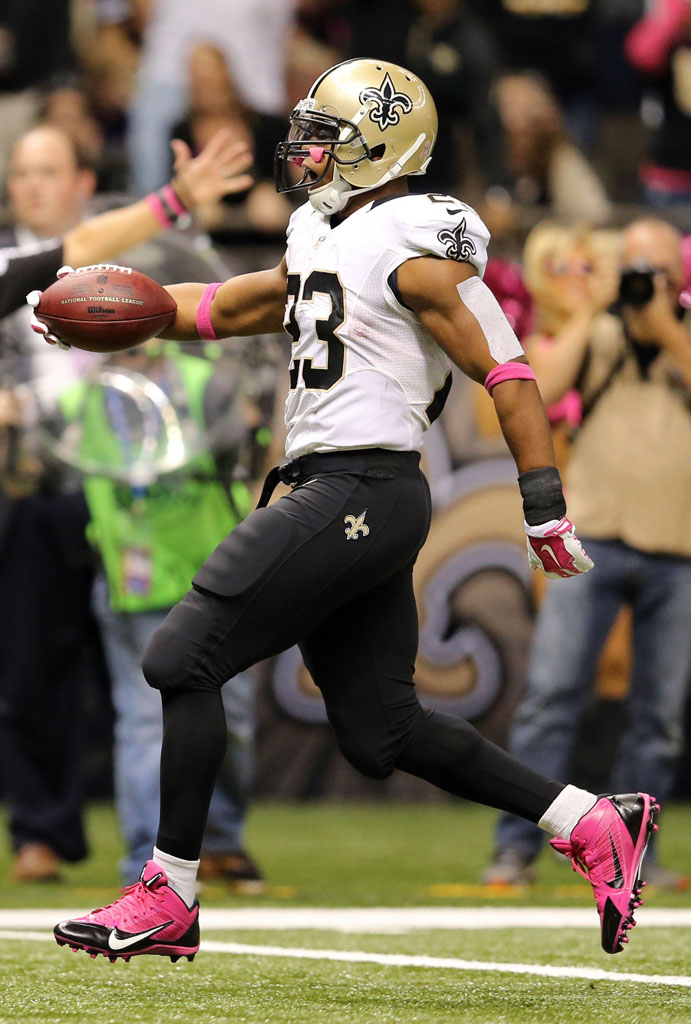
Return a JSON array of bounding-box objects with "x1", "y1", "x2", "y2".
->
[
  {"x1": 0, "y1": 239, "x2": 64, "y2": 319},
  {"x1": 391, "y1": 193, "x2": 490, "y2": 278}
]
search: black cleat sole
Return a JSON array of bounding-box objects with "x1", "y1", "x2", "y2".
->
[
  {"x1": 609, "y1": 799, "x2": 659, "y2": 953},
  {"x1": 55, "y1": 936, "x2": 196, "y2": 963}
]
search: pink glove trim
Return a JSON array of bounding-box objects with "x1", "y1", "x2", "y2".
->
[
  {"x1": 196, "y1": 282, "x2": 223, "y2": 341},
  {"x1": 145, "y1": 192, "x2": 172, "y2": 229},
  {"x1": 545, "y1": 516, "x2": 571, "y2": 537},
  {"x1": 485, "y1": 362, "x2": 537, "y2": 395},
  {"x1": 161, "y1": 183, "x2": 187, "y2": 217}
]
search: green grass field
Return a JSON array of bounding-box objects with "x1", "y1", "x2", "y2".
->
[{"x1": 1, "y1": 802, "x2": 689, "y2": 1024}]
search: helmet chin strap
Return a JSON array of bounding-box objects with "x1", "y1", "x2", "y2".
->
[
  {"x1": 308, "y1": 166, "x2": 355, "y2": 215},
  {"x1": 307, "y1": 132, "x2": 428, "y2": 215},
  {"x1": 308, "y1": 168, "x2": 393, "y2": 216}
]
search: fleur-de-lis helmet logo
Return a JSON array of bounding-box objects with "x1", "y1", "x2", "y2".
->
[
  {"x1": 437, "y1": 217, "x2": 477, "y2": 262},
  {"x1": 360, "y1": 73, "x2": 413, "y2": 130}
]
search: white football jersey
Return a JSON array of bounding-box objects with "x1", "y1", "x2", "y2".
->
[{"x1": 283, "y1": 192, "x2": 490, "y2": 459}]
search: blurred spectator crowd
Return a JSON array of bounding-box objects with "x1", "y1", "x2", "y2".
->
[
  {"x1": 1, "y1": 0, "x2": 691, "y2": 887},
  {"x1": 1, "y1": 1, "x2": 691, "y2": 234}
]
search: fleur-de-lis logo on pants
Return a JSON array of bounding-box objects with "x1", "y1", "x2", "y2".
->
[
  {"x1": 344, "y1": 511, "x2": 370, "y2": 540},
  {"x1": 360, "y1": 73, "x2": 413, "y2": 130},
  {"x1": 437, "y1": 217, "x2": 477, "y2": 262}
]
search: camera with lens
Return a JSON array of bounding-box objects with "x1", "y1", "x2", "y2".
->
[{"x1": 618, "y1": 262, "x2": 657, "y2": 309}]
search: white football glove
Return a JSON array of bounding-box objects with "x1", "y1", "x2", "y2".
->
[
  {"x1": 26, "y1": 265, "x2": 75, "y2": 350},
  {"x1": 525, "y1": 517, "x2": 594, "y2": 579}
]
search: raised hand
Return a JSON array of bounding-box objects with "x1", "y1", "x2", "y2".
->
[{"x1": 171, "y1": 128, "x2": 254, "y2": 209}]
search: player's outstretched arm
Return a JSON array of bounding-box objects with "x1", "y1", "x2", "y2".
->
[
  {"x1": 62, "y1": 128, "x2": 253, "y2": 269},
  {"x1": 27, "y1": 255, "x2": 287, "y2": 350},
  {"x1": 160, "y1": 256, "x2": 288, "y2": 341},
  {"x1": 397, "y1": 255, "x2": 593, "y2": 579}
]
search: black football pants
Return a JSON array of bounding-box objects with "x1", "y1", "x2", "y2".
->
[{"x1": 142, "y1": 449, "x2": 562, "y2": 860}]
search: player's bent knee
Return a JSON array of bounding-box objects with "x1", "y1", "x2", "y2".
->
[
  {"x1": 142, "y1": 623, "x2": 215, "y2": 694},
  {"x1": 335, "y1": 737, "x2": 395, "y2": 780},
  {"x1": 142, "y1": 626, "x2": 182, "y2": 691}
]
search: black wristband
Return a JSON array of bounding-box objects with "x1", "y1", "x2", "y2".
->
[
  {"x1": 518, "y1": 466, "x2": 567, "y2": 526},
  {"x1": 157, "y1": 184, "x2": 191, "y2": 227}
]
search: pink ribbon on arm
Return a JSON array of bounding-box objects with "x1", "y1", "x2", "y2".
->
[
  {"x1": 484, "y1": 362, "x2": 537, "y2": 395},
  {"x1": 195, "y1": 282, "x2": 223, "y2": 341}
]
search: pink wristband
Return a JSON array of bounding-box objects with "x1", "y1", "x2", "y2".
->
[
  {"x1": 161, "y1": 183, "x2": 187, "y2": 218},
  {"x1": 484, "y1": 362, "x2": 537, "y2": 395},
  {"x1": 145, "y1": 192, "x2": 171, "y2": 229},
  {"x1": 196, "y1": 282, "x2": 223, "y2": 340}
]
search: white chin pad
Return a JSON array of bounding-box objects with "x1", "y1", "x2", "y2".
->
[
  {"x1": 456, "y1": 277, "x2": 524, "y2": 363},
  {"x1": 309, "y1": 185, "x2": 349, "y2": 215},
  {"x1": 309, "y1": 176, "x2": 352, "y2": 215}
]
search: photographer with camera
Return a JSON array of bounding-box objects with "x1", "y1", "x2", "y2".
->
[{"x1": 484, "y1": 217, "x2": 691, "y2": 890}]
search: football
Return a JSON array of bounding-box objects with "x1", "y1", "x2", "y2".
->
[{"x1": 36, "y1": 264, "x2": 177, "y2": 353}]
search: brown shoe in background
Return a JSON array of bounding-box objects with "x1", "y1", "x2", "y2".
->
[
  {"x1": 641, "y1": 862, "x2": 689, "y2": 892},
  {"x1": 481, "y1": 849, "x2": 536, "y2": 887},
  {"x1": 12, "y1": 842, "x2": 61, "y2": 882},
  {"x1": 198, "y1": 850, "x2": 265, "y2": 895}
]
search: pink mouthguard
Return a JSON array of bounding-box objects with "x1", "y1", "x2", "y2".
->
[{"x1": 289, "y1": 146, "x2": 326, "y2": 169}]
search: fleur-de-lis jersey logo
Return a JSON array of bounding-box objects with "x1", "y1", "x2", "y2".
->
[
  {"x1": 437, "y1": 217, "x2": 477, "y2": 262},
  {"x1": 360, "y1": 73, "x2": 413, "y2": 130},
  {"x1": 344, "y1": 511, "x2": 370, "y2": 540}
]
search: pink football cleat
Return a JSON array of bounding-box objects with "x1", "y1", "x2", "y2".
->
[
  {"x1": 54, "y1": 861, "x2": 199, "y2": 963},
  {"x1": 551, "y1": 793, "x2": 659, "y2": 954}
]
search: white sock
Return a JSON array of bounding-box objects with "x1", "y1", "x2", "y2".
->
[
  {"x1": 152, "y1": 847, "x2": 200, "y2": 908},
  {"x1": 538, "y1": 785, "x2": 598, "y2": 839}
]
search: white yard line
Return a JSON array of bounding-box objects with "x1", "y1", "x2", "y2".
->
[
  {"x1": 1, "y1": 929, "x2": 689, "y2": 989},
  {"x1": 0, "y1": 930, "x2": 50, "y2": 942},
  {"x1": 201, "y1": 940, "x2": 691, "y2": 988},
  {"x1": 1, "y1": 906, "x2": 691, "y2": 932}
]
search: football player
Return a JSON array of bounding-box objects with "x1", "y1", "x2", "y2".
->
[{"x1": 37, "y1": 59, "x2": 658, "y2": 961}]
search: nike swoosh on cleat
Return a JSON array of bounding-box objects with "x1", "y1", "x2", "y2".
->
[
  {"x1": 107, "y1": 922, "x2": 172, "y2": 950},
  {"x1": 538, "y1": 544, "x2": 563, "y2": 569},
  {"x1": 607, "y1": 833, "x2": 625, "y2": 889}
]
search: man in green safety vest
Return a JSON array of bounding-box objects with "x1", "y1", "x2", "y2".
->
[{"x1": 60, "y1": 341, "x2": 264, "y2": 890}]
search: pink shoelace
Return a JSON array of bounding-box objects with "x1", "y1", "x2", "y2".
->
[{"x1": 93, "y1": 880, "x2": 163, "y2": 919}]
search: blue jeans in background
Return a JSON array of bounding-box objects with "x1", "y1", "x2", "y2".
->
[
  {"x1": 494, "y1": 539, "x2": 691, "y2": 861},
  {"x1": 126, "y1": 77, "x2": 186, "y2": 195},
  {"x1": 93, "y1": 575, "x2": 255, "y2": 883}
]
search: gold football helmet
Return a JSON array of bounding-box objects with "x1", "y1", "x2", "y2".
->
[{"x1": 275, "y1": 58, "x2": 438, "y2": 214}]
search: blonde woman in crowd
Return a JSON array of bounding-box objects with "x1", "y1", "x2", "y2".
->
[{"x1": 521, "y1": 222, "x2": 619, "y2": 467}]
